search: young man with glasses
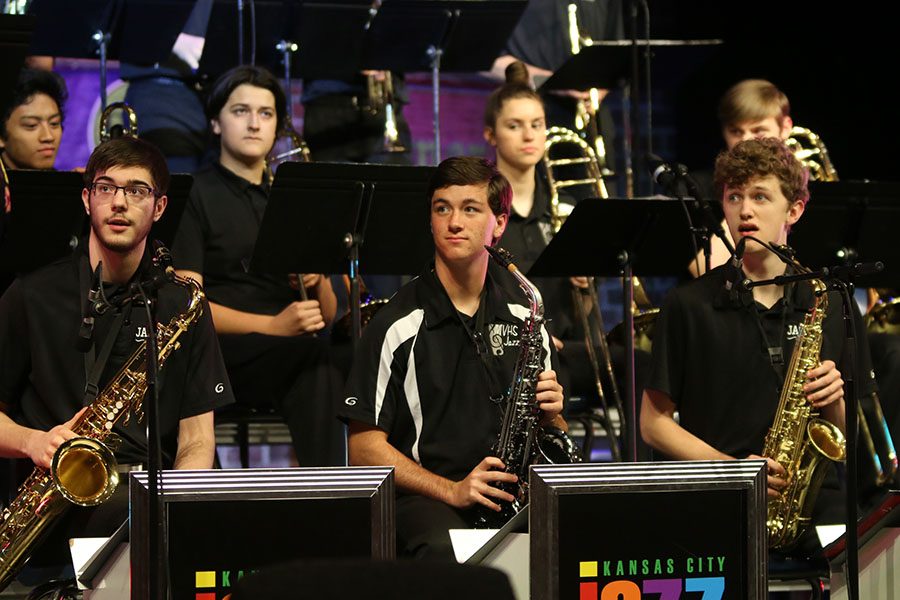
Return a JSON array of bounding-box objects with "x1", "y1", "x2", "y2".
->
[
  {"x1": 339, "y1": 156, "x2": 565, "y2": 560},
  {"x1": 0, "y1": 136, "x2": 232, "y2": 579}
]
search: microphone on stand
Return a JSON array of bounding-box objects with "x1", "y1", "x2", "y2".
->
[
  {"x1": 646, "y1": 153, "x2": 688, "y2": 192},
  {"x1": 725, "y1": 236, "x2": 748, "y2": 301},
  {"x1": 77, "y1": 262, "x2": 108, "y2": 352}
]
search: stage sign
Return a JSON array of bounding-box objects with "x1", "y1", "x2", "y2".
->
[
  {"x1": 130, "y1": 467, "x2": 394, "y2": 600},
  {"x1": 530, "y1": 461, "x2": 767, "y2": 600}
]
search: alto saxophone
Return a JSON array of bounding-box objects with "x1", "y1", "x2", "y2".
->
[
  {"x1": 0, "y1": 266, "x2": 205, "y2": 590},
  {"x1": 476, "y1": 247, "x2": 580, "y2": 528},
  {"x1": 764, "y1": 276, "x2": 846, "y2": 550}
]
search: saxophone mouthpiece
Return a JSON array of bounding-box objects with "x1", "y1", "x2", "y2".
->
[{"x1": 485, "y1": 245, "x2": 518, "y2": 272}]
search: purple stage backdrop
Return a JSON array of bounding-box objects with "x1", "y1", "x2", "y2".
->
[{"x1": 53, "y1": 60, "x2": 494, "y2": 171}]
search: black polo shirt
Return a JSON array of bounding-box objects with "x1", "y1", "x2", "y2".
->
[
  {"x1": 497, "y1": 171, "x2": 577, "y2": 340},
  {"x1": 339, "y1": 261, "x2": 559, "y2": 482},
  {"x1": 171, "y1": 162, "x2": 296, "y2": 314},
  {"x1": 0, "y1": 247, "x2": 234, "y2": 467},
  {"x1": 648, "y1": 263, "x2": 877, "y2": 460}
]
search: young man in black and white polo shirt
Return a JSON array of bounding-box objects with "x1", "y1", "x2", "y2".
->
[{"x1": 340, "y1": 156, "x2": 565, "y2": 560}]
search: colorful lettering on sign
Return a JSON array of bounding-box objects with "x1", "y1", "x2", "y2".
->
[{"x1": 577, "y1": 577, "x2": 726, "y2": 600}]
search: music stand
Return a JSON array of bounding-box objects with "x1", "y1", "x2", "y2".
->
[
  {"x1": 0, "y1": 14, "x2": 34, "y2": 116},
  {"x1": 250, "y1": 161, "x2": 435, "y2": 343},
  {"x1": 541, "y1": 39, "x2": 722, "y2": 197},
  {"x1": 256, "y1": 2, "x2": 373, "y2": 119},
  {"x1": 528, "y1": 198, "x2": 697, "y2": 461},
  {"x1": 365, "y1": 0, "x2": 526, "y2": 163},
  {"x1": 0, "y1": 170, "x2": 86, "y2": 274},
  {"x1": 28, "y1": 0, "x2": 193, "y2": 110},
  {"x1": 790, "y1": 180, "x2": 900, "y2": 287}
]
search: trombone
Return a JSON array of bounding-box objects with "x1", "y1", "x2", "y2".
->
[
  {"x1": 544, "y1": 127, "x2": 624, "y2": 458},
  {"x1": 98, "y1": 102, "x2": 138, "y2": 142},
  {"x1": 785, "y1": 126, "x2": 838, "y2": 182}
]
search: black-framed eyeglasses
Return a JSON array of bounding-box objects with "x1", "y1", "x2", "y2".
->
[{"x1": 89, "y1": 182, "x2": 155, "y2": 203}]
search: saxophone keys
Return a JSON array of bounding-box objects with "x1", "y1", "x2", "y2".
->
[{"x1": 115, "y1": 401, "x2": 124, "y2": 410}]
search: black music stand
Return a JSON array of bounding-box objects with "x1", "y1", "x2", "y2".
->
[
  {"x1": 541, "y1": 39, "x2": 722, "y2": 197},
  {"x1": 199, "y1": 1, "x2": 371, "y2": 81},
  {"x1": 0, "y1": 14, "x2": 34, "y2": 115},
  {"x1": 250, "y1": 161, "x2": 435, "y2": 343},
  {"x1": 528, "y1": 198, "x2": 697, "y2": 462},
  {"x1": 28, "y1": 0, "x2": 193, "y2": 110},
  {"x1": 365, "y1": 0, "x2": 526, "y2": 163},
  {"x1": 254, "y1": 1, "x2": 373, "y2": 119},
  {"x1": 0, "y1": 170, "x2": 86, "y2": 274},
  {"x1": 791, "y1": 180, "x2": 900, "y2": 287},
  {"x1": 0, "y1": 170, "x2": 191, "y2": 275}
]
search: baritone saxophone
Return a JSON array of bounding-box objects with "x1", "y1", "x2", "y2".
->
[{"x1": 0, "y1": 257, "x2": 205, "y2": 591}]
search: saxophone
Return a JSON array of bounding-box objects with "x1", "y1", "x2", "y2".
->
[
  {"x1": 476, "y1": 247, "x2": 581, "y2": 528},
  {"x1": 0, "y1": 263, "x2": 205, "y2": 590},
  {"x1": 764, "y1": 276, "x2": 847, "y2": 550}
]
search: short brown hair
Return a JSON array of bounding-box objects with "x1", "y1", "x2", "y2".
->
[
  {"x1": 428, "y1": 156, "x2": 511, "y2": 219},
  {"x1": 83, "y1": 137, "x2": 170, "y2": 195},
  {"x1": 718, "y1": 79, "x2": 790, "y2": 128},
  {"x1": 483, "y1": 60, "x2": 543, "y2": 129},
  {"x1": 714, "y1": 138, "x2": 809, "y2": 205}
]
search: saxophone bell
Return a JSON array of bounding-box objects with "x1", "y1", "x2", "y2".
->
[{"x1": 51, "y1": 437, "x2": 120, "y2": 507}]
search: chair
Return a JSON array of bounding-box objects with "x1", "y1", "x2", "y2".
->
[{"x1": 214, "y1": 405, "x2": 286, "y2": 468}]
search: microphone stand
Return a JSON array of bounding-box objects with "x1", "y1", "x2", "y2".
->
[
  {"x1": 740, "y1": 243, "x2": 883, "y2": 600},
  {"x1": 652, "y1": 161, "x2": 734, "y2": 272},
  {"x1": 97, "y1": 258, "x2": 174, "y2": 599}
]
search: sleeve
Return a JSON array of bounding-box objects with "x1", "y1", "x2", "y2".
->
[
  {"x1": 645, "y1": 289, "x2": 687, "y2": 402},
  {"x1": 170, "y1": 185, "x2": 208, "y2": 275},
  {"x1": 175, "y1": 296, "x2": 234, "y2": 418},
  {"x1": 338, "y1": 311, "x2": 412, "y2": 434},
  {"x1": 183, "y1": 0, "x2": 213, "y2": 36},
  {"x1": 0, "y1": 280, "x2": 30, "y2": 414}
]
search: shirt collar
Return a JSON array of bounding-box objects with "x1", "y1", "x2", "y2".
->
[
  {"x1": 213, "y1": 162, "x2": 270, "y2": 196},
  {"x1": 712, "y1": 262, "x2": 813, "y2": 312},
  {"x1": 418, "y1": 260, "x2": 521, "y2": 329}
]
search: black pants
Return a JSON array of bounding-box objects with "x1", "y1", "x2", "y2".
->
[
  {"x1": 218, "y1": 333, "x2": 345, "y2": 466},
  {"x1": 396, "y1": 495, "x2": 476, "y2": 561}
]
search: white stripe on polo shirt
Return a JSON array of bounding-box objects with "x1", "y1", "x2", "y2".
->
[
  {"x1": 507, "y1": 303, "x2": 553, "y2": 372},
  {"x1": 375, "y1": 309, "x2": 425, "y2": 459}
]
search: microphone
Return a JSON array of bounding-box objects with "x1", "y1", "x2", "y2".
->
[
  {"x1": 725, "y1": 236, "x2": 748, "y2": 297},
  {"x1": 129, "y1": 242, "x2": 176, "y2": 299},
  {"x1": 77, "y1": 263, "x2": 107, "y2": 352},
  {"x1": 646, "y1": 153, "x2": 687, "y2": 191}
]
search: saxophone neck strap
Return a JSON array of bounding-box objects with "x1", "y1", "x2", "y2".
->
[
  {"x1": 78, "y1": 253, "x2": 127, "y2": 405},
  {"x1": 748, "y1": 281, "x2": 795, "y2": 384},
  {"x1": 452, "y1": 285, "x2": 505, "y2": 405}
]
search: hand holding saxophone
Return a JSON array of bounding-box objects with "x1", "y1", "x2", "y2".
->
[
  {"x1": 25, "y1": 407, "x2": 87, "y2": 469},
  {"x1": 803, "y1": 359, "x2": 844, "y2": 408},
  {"x1": 448, "y1": 457, "x2": 518, "y2": 512},
  {"x1": 747, "y1": 454, "x2": 788, "y2": 499},
  {"x1": 536, "y1": 369, "x2": 564, "y2": 425}
]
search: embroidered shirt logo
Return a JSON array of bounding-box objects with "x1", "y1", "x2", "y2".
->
[
  {"x1": 487, "y1": 323, "x2": 520, "y2": 356},
  {"x1": 134, "y1": 326, "x2": 149, "y2": 341},
  {"x1": 785, "y1": 323, "x2": 805, "y2": 341}
]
